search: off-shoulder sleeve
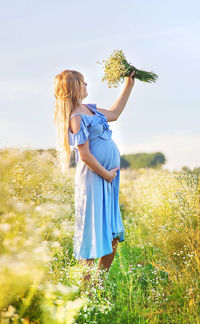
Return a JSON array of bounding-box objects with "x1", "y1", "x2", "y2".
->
[
  {"x1": 69, "y1": 115, "x2": 89, "y2": 146},
  {"x1": 87, "y1": 103, "x2": 97, "y2": 111}
]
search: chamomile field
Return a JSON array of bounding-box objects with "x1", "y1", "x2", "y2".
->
[{"x1": 0, "y1": 148, "x2": 199, "y2": 323}]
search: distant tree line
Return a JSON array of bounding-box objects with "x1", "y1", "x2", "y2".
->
[{"x1": 120, "y1": 152, "x2": 166, "y2": 169}]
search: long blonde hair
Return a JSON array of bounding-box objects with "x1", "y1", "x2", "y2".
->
[{"x1": 54, "y1": 70, "x2": 84, "y2": 174}]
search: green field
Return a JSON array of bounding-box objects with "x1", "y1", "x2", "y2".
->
[{"x1": 0, "y1": 148, "x2": 199, "y2": 323}]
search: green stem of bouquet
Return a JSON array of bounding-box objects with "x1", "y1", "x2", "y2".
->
[{"x1": 125, "y1": 64, "x2": 158, "y2": 83}]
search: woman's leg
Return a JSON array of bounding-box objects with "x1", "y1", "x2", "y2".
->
[
  {"x1": 97, "y1": 237, "x2": 120, "y2": 276},
  {"x1": 79, "y1": 238, "x2": 119, "y2": 290}
]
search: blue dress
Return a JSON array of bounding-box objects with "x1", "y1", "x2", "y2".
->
[{"x1": 69, "y1": 103, "x2": 125, "y2": 260}]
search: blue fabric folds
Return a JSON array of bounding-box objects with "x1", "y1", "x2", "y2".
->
[
  {"x1": 69, "y1": 104, "x2": 113, "y2": 163},
  {"x1": 99, "y1": 117, "x2": 113, "y2": 140}
]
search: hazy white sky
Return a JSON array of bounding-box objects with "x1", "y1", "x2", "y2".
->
[{"x1": 0, "y1": 0, "x2": 200, "y2": 171}]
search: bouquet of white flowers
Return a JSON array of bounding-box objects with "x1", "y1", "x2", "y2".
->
[{"x1": 97, "y1": 49, "x2": 158, "y2": 88}]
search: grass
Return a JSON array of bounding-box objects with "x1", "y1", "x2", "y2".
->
[{"x1": 0, "y1": 148, "x2": 200, "y2": 323}]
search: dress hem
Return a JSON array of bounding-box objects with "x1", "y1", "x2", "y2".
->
[
  {"x1": 112, "y1": 229, "x2": 125, "y2": 242},
  {"x1": 73, "y1": 229, "x2": 125, "y2": 260}
]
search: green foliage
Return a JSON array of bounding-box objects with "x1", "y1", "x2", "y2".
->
[
  {"x1": 1, "y1": 148, "x2": 200, "y2": 323},
  {"x1": 118, "y1": 168, "x2": 200, "y2": 322},
  {"x1": 121, "y1": 151, "x2": 166, "y2": 169}
]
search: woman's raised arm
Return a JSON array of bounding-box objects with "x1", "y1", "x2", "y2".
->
[{"x1": 109, "y1": 70, "x2": 136, "y2": 120}]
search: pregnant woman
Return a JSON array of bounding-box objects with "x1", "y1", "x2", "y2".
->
[{"x1": 54, "y1": 69, "x2": 135, "y2": 289}]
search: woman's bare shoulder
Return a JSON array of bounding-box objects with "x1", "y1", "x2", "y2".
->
[{"x1": 69, "y1": 113, "x2": 82, "y2": 133}]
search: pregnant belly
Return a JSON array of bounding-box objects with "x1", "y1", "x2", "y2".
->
[{"x1": 89, "y1": 138, "x2": 121, "y2": 170}]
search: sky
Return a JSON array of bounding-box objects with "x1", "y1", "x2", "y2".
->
[{"x1": 0, "y1": 0, "x2": 200, "y2": 171}]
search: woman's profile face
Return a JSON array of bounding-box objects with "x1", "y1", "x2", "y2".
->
[{"x1": 81, "y1": 78, "x2": 88, "y2": 99}]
